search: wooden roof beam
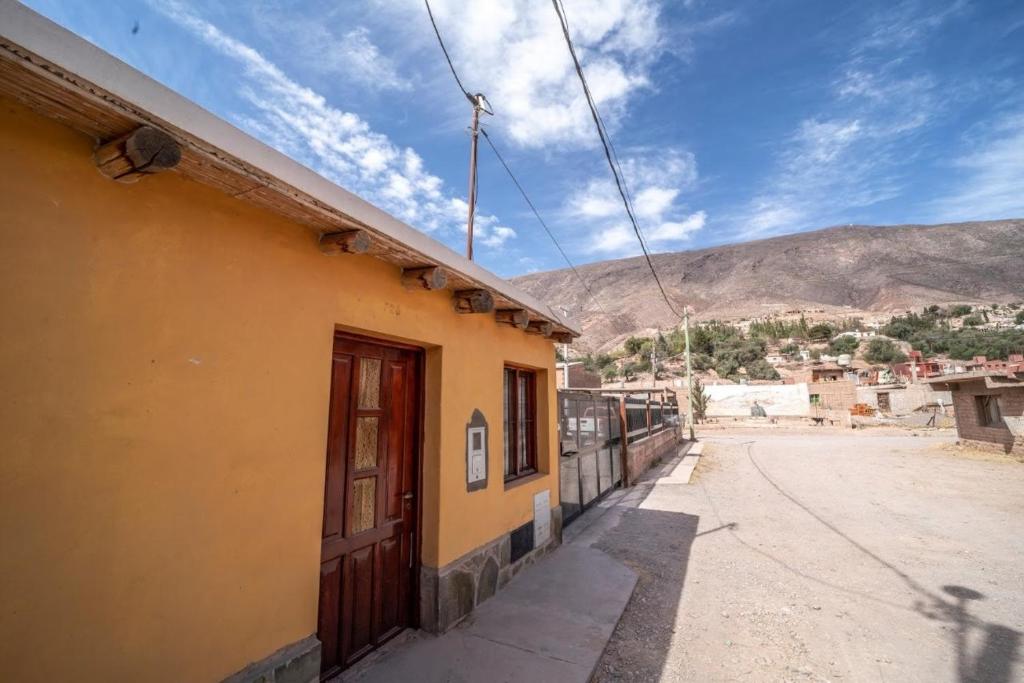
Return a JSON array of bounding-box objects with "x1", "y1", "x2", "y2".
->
[
  {"x1": 94, "y1": 126, "x2": 180, "y2": 183},
  {"x1": 402, "y1": 266, "x2": 447, "y2": 291},
  {"x1": 495, "y1": 309, "x2": 530, "y2": 330},
  {"x1": 525, "y1": 320, "x2": 554, "y2": 336},
  {"x1": 453, "y1": 289, "x2": 495, "y2": 314},
  {"x1": 319, "y1": 230, "x2": 370, "y2": 255}
]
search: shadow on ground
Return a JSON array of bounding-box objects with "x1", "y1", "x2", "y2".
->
[
  {"x1": 742, "y1": 442, "x2": 1022, "y2": 683},
  {"x1": 592, "y1": 505, "x2": 699, "y2": 681}
]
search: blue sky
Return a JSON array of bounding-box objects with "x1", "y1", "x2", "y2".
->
[{"x1": 23, "y1": 0, "x2": 1024, "y2": 277}]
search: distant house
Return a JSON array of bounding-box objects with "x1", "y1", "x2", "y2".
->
[
  {"x1": 808, "y1": 364, "x2": 857, "y2": 412},
  {"x1": 927, "y1": 371, "x2": 1024, "y2": 456},
  {"x1": 891, "y1": 350, "x2": 944, "y2": 381},
  {"x1": 557, "y1": 361, "x2": 602, "y2": 388}
]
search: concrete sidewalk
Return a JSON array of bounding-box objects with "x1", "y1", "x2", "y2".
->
[{"x1": 342, "y1": 545, "x2": 637, "y2": 682}]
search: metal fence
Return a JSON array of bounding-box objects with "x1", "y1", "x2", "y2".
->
[
  {"x1": 624, "y1": 396, "x2": 678, "y2": 444},
  {"x1": 558, "y1": 391, "x2": 622, "y2": 526},
  {"x1": 559, "y1": 390, "x2": 680, "y2": 526}
]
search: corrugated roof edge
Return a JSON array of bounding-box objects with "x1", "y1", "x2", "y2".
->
[{"x1": 0, "y1": 1, "x2": 580, "y2": 336}]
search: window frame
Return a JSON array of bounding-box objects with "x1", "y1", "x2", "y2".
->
[
  {"x1": 503, "y1": 365, "x2": 538, "y2": 482},
  {"x1": 976, "y1": 395, "x2": 1002, "y2": 427}
]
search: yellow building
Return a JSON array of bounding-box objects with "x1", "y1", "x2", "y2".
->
[{"x1": 0, "y1": 6, "x2": 579, "y2": 682}]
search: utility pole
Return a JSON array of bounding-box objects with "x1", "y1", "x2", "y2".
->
[
  {"x1": 464, "y1": 93, "x2": 491, "y2": 260},
  {"x1": 562, "y1": 343, "x2": 570, "y2": 389},
  {"x1": 683, "y1": 308, "x2": 696, "y2": 440},
  {"x1": 651, "y1": 329, "x2": 658, "y2": 389}
]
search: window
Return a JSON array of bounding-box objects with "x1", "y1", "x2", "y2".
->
[
  {"x1": 503, "y1": 367, "x2": 537, "y2": 480},
  {"x1": 809, "y1": 394, "x2": 821, "y2": 405},
  {"x1": 976, "y1": 395, "x2": 1002, "y2": 427}
]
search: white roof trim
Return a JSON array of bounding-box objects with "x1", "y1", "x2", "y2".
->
[{"x1": 0, "y1": 1, "x2": 579, "y2": 335}]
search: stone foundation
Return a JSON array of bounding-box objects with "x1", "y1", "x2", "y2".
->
[
  {"x1": 420, "y1": 506, "x2": 563, "y2": 633},
  {"x1": 221, "y1": 635, "x2": 320, "y2": 683}
]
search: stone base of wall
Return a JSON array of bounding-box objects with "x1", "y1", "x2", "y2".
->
[
  {"x1": 420, "y1": 506, "x2": 563, "y2": 633},
  {"x1": 221, "y1": 635, "x2": 320, "y2": 683},
  {"x1": 626, "y1": 428, "x2": 682, "y2": 483}
]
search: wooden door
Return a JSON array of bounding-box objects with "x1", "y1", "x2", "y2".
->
[{"x1": 318, "y1": 334, "x2": 421, "y2": 678}]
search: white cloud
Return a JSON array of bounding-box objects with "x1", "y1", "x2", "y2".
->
[
  {"x1": 566, "y1": 148, "x2": 705, "y2": 254},
  {"x1": 733, "y1": 1, "x2": 960, "y2": 239},
  {"x1": 417, "y1": 0, "x2": 665, "y2": 149},
  {"x1": 929, "y1": 112, "x2": 1024, "y2": 220},
  {"x1": 153, "y1": 1, "x2": 511, "y2": 251}
]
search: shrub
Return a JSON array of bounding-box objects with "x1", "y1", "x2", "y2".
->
[
  {"x1": 746, "y1": 360, "x2": 780, "y2": 380},
  {"x1": 808, "y1": 323, "x2": 835, "y2": 341},
  {"x1": 947, "y1": 304, "x2": 973, "y2": 317},
  {"x1": 863, "y1": 338, "x2": 907, "y2": 364},
  {"x1": 779, "y1": 342, "x2": 800, "y2": 356},
  {"x1": 962, "y1": 314, "x2": 984, "y2": 327},
  {"x1": 1016, "y1": 311, "x2": 1024, "y2": 325},
  {"x1": 828, "y1": 335, "x2": 859, "y2": 355}
]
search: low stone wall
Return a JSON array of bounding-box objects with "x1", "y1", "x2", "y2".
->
[
  {"x1": 625, "y1": 427, "x2": 681, "y2": 483},
  {"x1": 420, "y1": 506, "x2": 563, "y2": 633}
]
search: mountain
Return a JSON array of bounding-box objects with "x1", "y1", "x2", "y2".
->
[{"x1": 510, "y1": 219, "x2": 1024, "y2": 350}]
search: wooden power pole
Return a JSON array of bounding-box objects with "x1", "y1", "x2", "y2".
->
[{"x1": 464, "y1": 93, "x2": 491, "y2": 261}]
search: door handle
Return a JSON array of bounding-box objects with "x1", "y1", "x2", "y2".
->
[{"x1": 403, "y1": 492, "x2": 414, "y2": 500}]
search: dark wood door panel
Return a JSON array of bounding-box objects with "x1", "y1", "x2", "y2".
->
[{"x1": 318, "y1": 334, "x2": 421, "y2": 677}]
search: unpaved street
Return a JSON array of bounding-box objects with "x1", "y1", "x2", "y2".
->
[{"x1": 581, "y1": 429, "x2": 1024, "y2": 682}]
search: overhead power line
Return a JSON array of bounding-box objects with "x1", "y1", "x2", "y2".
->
[
  {"x1": 550, "y1": 0, "x2": 684, "y2": 321},
  {"x1": 479, "y1": 128, "x2": 633, "y2": 337},
  {"x1": 423, "y1": 0, "x2": 470, "y2": 100},
  {"x1": 422, "y1": 0, "x2": 634, "y2": 337}
]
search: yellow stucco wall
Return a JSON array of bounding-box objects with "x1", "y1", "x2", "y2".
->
[{"x1": 0, "y1": 98, "x2": 559, "y2": 682}]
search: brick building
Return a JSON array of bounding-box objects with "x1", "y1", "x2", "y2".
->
[
  {"x1": 556, "y1": 361, "x2": 602, "y2": 389},
  {"x1": 927, "y1": 371, "x2": 1024, "y2": 456}
]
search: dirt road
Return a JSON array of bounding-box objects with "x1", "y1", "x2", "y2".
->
[{"x1": 588, "y1": 429, "x2": 1024, "y2": 682}]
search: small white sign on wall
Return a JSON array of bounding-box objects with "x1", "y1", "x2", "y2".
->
[
  {"x1": 533, "y1": 489, "x2": 551, "y2": 546},
  {"x1": 465, "y1": 409, "x2": 489, "y2": 492},
  {"x1": 467, "y1": 427, "x2": 487, "y2": 484}
]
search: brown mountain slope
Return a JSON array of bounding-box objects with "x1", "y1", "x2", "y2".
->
[{"x1": 510, "y1": 219, "x2": 1024, "y2": 350}]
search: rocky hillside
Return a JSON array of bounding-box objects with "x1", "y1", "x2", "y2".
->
[{"x1": 511, "y1": 219, "x2": 1024, "y2": 350}]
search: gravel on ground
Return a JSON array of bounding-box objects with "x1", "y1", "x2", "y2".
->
[{"x1": 589, "y1": 428, "x2": 1024, "y2": 682}]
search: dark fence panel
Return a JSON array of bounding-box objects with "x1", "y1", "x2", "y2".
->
[
  {"x1": 559, "y1": 390, "x2": 679, "y2": 527},
  {"x1": 558, "y1": 391, "x2": 622, "y2": 526}
]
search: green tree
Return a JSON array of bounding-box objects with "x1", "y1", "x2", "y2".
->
[
  {"x1": 779, "y1": 342, "x2": 800, "y2": 356},
  {"x1": 828, "y1": 335, "x2": 860, "y2": 355},
  {"x1": 808, "y1": 323, "x2": 834, "y2": 341},
  {"x1": 621, "y1": 361, "x2": 639, "y2": 380},
  {"x1": 624, "y1": 336, "x2": 648, "y2": 356},
  {"x1": 689, "y1": 376, "x2": 710, "y2": 423},
  {"x1": 746, "y1": 359, "x2": 780, "y2": 380},
  {"x1": 602, "y1": 365, "x2": 618, "y2": 382},
  {"x1": 947, "y1": 304, "x2": 973, "y2": 317},
  {"x1": 691, "y1": 352, "x2": 713, "y2": 371},
  {"x1": 863, "y1": 338, "x2": 907, "y2": 364},
  {"x1": 963, "y1": 314, "x2": 984, "y2": 327},
  {"x1": 1015, "y1": 311, "x2": 1024, "y2": 325}
]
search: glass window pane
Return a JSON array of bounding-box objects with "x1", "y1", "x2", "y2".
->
[
  {"x1": 518, "y1": 375, "x2": 528, "y2": 469},
  {"x1": 504, "y1": 370, "x2": 512, "y2": 476},
  {"x1": 354, "y1": 416, "x2": 379, "y2": 470},
  {"x1": 351, "y1": 477, "x2": 376, "y2": 533},
  {"x1": 358, "y1": 358, "x2": 381, "y2": 409}
]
